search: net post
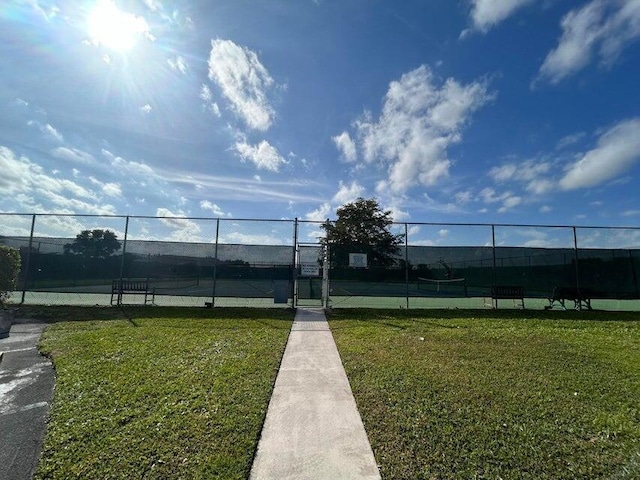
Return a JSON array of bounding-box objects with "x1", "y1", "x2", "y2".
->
[{"x1": 20, "y1": 214, "x2": 37, "y2": 304}]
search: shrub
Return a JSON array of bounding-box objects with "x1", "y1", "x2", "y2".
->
[{"x1": 0, "y1": 246, "x2": 21, "y2": 308}]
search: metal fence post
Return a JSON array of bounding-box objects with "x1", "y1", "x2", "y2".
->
[
  {"x1": 291, "y1": 218, "x2": 298, "y2": 308},
  {"x1": 629, "y1": 250, "x2": 639, "y2": 299},
  {"x1": 573, "y1": 227, "x2": 580, "y2": 297},
  {"x1": 491, "y1": 224, "x2": 497, "y2": 308},
  {"x1": 210, "y1": 218, "x2": 220, "y2": 307},
  {"x1": 117, "y1": 216, "x2": 129, "y2": 306},
  {"x1": 20, "y1": 214, "x2": 37, "y2": 304},
  {"x1": 405, "y1": 222, "x2": 409, "y2": 309}
]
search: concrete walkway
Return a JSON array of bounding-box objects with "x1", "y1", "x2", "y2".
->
[
  {"x1": 0, "y1": 319, "x2": 54, "y2": 480},
  {"x1": 250, "y1": 308, "x2": 381, "y2": 480}
]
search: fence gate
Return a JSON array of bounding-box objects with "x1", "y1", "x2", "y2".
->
[{"x1": 295, "y1": 243, "x2": 327, "y2": 307}]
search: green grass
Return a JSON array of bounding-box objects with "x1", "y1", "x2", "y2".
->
[
  {"x1": 329, "y1": 309, "x2": 640, "y2": 479},
  {"x1": 32, "y1": 306, "x2": 293, "y2": 479}
]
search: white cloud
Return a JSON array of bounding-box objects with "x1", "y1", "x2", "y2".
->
[
  {"x1": 168, "y1": 55, "x2": 187, "y2": 74},
  {"x1": 200, "y1": 200, "x2": 229, "y2": 217},
  {"x1": 0, "y1": 148, "x2": 116, "y2": 215},
  {"x1": 200, "y1": 84, "x2": 212, "y2": 102},
  {"x1": 556, "y1": 132, "x2": 587, "y2": 150},
  {"x1": 0, "y1": 146, "x2": 111, "y2": 214},
  {"x1": 332, "y1": 131, "x2": 357, "y2": 162},
  {"x1": 102, "y1": 149, "x2": 157, "y2": 177},
  {"x1": 489, "y1": 159, "x2": 553, "y2": 194},
  {"x1": 560, "y1": 118, "x2": 640, "y2": 190},
  {"x1": 0, "y1": 147, "x2": 34, "y2": 195},
  {"x1": 479, "y1": 187, "x2": 521, "y2": 212},
  {"x1": 156, "y1": 207, "x2": 202, "y2": 241},
  {"x1": 332, "y1": 180, "x2": 365, "y2": 205},
  {"x1": 211, "y1": 102, "x2": 221, "y2": 117},
  {"x1": 29, "y1": 121, "x2": 63, "y2": 142},
  {"x1": 207, "y1": 39, "x2": 275, "y2": 131},
  {"x1": 305, "y1": 202, "x2": 332, "y2": 222},
  {"x1": 464, "y1": 0, "x2": 534, "y2": 34},
  {"x1": 143, "y1": 0, "x2": 161, "y2": 12},
  {"x1": 352, "y1": 65, "x2": 492, "y2": 194},
  {"x1": 454, "y1": 190, "x2": 474, "y2": 204},
  {"x1": 498, "y1": 195, "x2": 522, "y2": 213},
  {"x1": 102, "y1": 182, "x2": 122, "y2": 197},
  {"x1": 537, "y1": 0, "x2": 640, "y2": 85},
  {"x1": 233, "y1": 139, "x2": 287, "y2": 172},
  {"x1": 140, "y1": 104, "x2": 152, "y2": 114},
  {"x1": 50, "y1": 147, "x2": 96, "y2": 164}
]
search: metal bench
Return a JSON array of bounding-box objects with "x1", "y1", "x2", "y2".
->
[
  {"x1": 491, "y1": 285, "x2": 525, "y2": 309},
  {"x1": 111, "y1": 279, "x2": 155, "y2": 306},
  {"x1": 545, "y1": 287, "x2": 592, "y2": 311}
]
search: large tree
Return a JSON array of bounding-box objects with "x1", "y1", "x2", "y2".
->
[
  {"x1": 64, "y1": 229, "x2": 122, "y2": 259},
  {"x1": 321, "y1": 198, "x2": 404, "y2": 268}
]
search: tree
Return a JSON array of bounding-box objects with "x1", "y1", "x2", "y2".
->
[
  {"x1": 0, "y1": 246, "x2": 21, "y2": 308},
  {"x1": 321, "y1": 198, "x2": 404, "y2": 268},
  {"x1": 64, "y1": 229, "x2": 122, "y2": 259}
]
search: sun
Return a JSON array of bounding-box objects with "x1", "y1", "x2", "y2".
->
[{"x1": 87, "y1": 0, "x2": 150, "y2": 52}]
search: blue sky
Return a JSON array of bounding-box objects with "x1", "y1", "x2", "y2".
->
[{"x1": 1, "y1": 0, "x2": 640, "y2": 245}]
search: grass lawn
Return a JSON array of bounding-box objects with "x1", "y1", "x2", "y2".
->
[
  {"x1": 329, "y1": 309, "x2": 640, "y2": 480},
  {"x1": 31, "y1": 306, "x2": 293, "y2": 479}
]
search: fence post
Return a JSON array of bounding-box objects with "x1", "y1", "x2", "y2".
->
[
  {"x1": 629, "y1": 250, "x2": 639, "y2": 299},
  {"x1": 405, "y1": 223, "x2": 409, "y2": 309},
  {"x1": 20, "y1": 214, "x2": 37, "y2": 304},
  {"x1": 210, "y1": 218, "x2": 220, "y2": 307},
  {"x1": 491, "y1": 224, "x2": 497, "y2": 308},
  {"x1": 573, "y1": 227, "x2": 581, "y2": 297},
  {"x1": 291, "y1": 218, "x2": 298, "y2": 308},
  {"x1": 117, "y1": 216, "x2": 129, "y2": 306}
]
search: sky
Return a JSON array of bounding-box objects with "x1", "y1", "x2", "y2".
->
[{"x1": 1, "y1": 0, "x2": 640, "y2": 247}]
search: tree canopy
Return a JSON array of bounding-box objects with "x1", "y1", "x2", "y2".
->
[
  {"x1": 64, "y1": 229, "x2": 122, "y2": 259},
  {"x1": 321, "y1": 198, "x2": 404, "y2": 267}
]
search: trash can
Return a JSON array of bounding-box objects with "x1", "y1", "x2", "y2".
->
[{"x1": 274, "y1": 281, "x2": 290, "y2": 304}]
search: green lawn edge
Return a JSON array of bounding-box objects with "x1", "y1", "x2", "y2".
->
[
  {"x1": 329, "y1": 309, "x2": 640, "y2": 479},
  {"x1": 31, "y1": 306, "x2": 294, "y2": 479}
]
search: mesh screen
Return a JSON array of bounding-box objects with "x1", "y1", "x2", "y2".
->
[{"x1": 3, "y1": 215, "x2": 640, "y2": 307}]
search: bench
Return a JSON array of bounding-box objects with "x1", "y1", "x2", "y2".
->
[
  {"x1": 491, "y1": 285, "x2": 525, "y2": 309},
  {"x1": 545, "y1": 287, "x2": 593, "y2": 311},
  {"x1": 111, "y1": 279, "x2": 155, "y2": 306}
]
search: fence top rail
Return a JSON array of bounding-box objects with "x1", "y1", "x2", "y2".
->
[{"x1": 2, "y1": 212, "x2": 640, "y2": 231}]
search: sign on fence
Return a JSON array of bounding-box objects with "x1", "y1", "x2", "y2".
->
[
  {"x1": 301, "y1": 263, "x2": 320, "y2": 277},
  {"x1": 349, "y1": 253, "x2": 368, "y2": 268}
]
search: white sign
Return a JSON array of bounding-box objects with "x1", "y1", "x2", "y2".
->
[
  {"x1": 301, "y1": 263, "x2": 320, "y2": 277},
  {"x1": 349, "y1": 253, "x2": 368, "y2": 268}
]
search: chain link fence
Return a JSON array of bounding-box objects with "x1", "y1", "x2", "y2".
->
[{"x1": 1, "y1": 213, "x2": 639, "y2": 309}]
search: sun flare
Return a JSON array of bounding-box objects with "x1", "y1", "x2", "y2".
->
[{"x1": 87, "y1": 0, "x2": 150, "y2": 52}]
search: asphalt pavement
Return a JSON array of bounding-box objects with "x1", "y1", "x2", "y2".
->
[{"x1": 0, "y1": 318, "x2": 54, "y2": 480}]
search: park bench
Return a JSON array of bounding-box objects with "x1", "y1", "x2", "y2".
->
[
  {"x1": 110, "y1": 278, "x2": 155, "y2": 306},
  {"x1": 491, "y1": 285, "x2": 525, "y2": 309},
  {"x1": 545, "y1": 286, "x2": 593, "y2": 311}
]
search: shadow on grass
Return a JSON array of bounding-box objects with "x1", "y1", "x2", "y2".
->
[
  {"x1": 14, "y1": 305, "x2": 296, "y2": 330},
  {"x1": 327, "y1": 307, "x2": 640, "y2": 325}
]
